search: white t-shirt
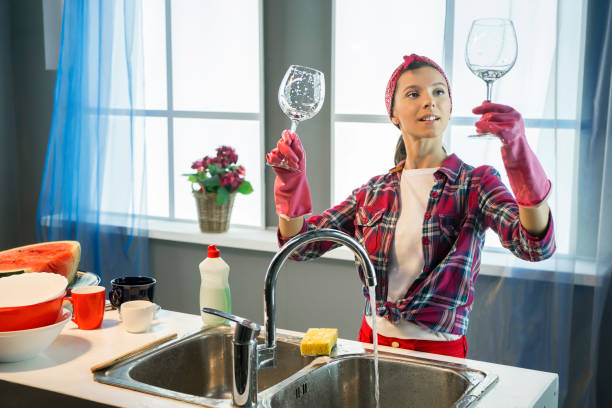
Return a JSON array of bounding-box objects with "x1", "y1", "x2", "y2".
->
[{"x1": 365, "y1": 167, "x2": 461, "y2": 341}]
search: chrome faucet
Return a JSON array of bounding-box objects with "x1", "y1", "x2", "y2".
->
[
  {"x1": 201, "y1": 228, "x2": 377, "y2": 407},
  {"x1": 260, "y1": 228, "x2": 377, "y2": 363},
  {"x1": 201, "y1": 308, "x2": 261, "y2": 407}
]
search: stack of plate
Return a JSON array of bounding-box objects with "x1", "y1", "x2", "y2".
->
[{"x1": 0, "y1": 273, "x2": 71, "y2": 362}]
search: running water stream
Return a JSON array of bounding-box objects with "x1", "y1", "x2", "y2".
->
[{"x1": 368, "y1": 285, "x2": 380, "y2": 408}]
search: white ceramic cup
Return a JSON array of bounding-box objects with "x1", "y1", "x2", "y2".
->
[{"x1": 120, "y1": 300, "x2": 157, "y2": 333}]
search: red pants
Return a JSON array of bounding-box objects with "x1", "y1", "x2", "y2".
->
[{"x1": 357, "y1": 315, "x2": 467, "y2": 358}]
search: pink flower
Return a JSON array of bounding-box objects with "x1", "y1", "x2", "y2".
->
[
  {"x1": 219, "y1": 171, "x2": 243, "y2": 192},
  {"x1": 216, "y1": 146, "x2": 238, "y2": 166}
]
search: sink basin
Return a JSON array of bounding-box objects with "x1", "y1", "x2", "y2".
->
[
  {"x1": 94, "y1": 326, "x2": 316, "y2": 405},
  {"x1": 94, "y1": 327, "x2": 497, "y2": 407},
  {"x1": 267, "y1": 354, "x2": 494, "y2": 408}
]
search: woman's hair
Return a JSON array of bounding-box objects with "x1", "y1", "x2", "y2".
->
[{"x1": 392, "y1": 59, "x2": 443, "y2": 166}]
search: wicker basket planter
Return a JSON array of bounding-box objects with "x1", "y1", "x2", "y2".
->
[{"x1": 193, "y1": 190, "x2": 236, "y2": 233}]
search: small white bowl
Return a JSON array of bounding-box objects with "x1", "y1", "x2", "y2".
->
[
  {"x1": 0, "y1": 308, "x2": 71, "y2": 363},
  {"x1": 0, "y1": 272, "x2": 68, "y2": 308}
]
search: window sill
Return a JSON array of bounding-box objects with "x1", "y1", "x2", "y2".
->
[{"x1": 149, "y1": 220, "x2": 599, "y2": 287}]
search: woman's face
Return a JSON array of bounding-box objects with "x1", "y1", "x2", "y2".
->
[{"x1": 391, "y1": 66, "x2": 451, "y2": 140}]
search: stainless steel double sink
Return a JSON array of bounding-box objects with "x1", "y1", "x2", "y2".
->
[{"x1": 93, "y1": 326, "x2": 498, "y2": 407}]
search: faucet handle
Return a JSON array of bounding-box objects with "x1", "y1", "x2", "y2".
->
[{"x1": 201, "y1": 307, "x2": 261, "y2": 344}]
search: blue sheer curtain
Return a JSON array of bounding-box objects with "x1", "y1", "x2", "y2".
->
[{"x1": 36, "y1": 0, "x2": 148, "y2": 288}]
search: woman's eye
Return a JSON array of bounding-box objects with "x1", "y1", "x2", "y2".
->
[
  {"x1": 434, "y1": 89, "x2": 446, "y2": 96},
  {"x1": 406, "y1": 92, "x2": 418, "y2": 98}
]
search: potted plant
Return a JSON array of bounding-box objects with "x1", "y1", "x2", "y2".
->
[{"x1": 185, "y1": 145, "x2": 253, "y2": 233}]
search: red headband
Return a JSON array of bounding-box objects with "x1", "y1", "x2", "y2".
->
[{"x1": 384, "y1": 54, "x2": 452, "y2": 121}]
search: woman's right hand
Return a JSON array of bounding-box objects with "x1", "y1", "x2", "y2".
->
[{"x1": 266, "y1": 130, "x2": 312, "y2": 220}]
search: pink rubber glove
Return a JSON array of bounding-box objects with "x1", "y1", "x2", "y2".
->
[
  {"x1": 266, "y1": 130, "x2": 312, "y2": 220},
  {"x1": 473, "y1": 101, "x2": 552, "y2": 207}
]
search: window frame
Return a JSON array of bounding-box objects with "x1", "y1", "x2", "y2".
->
[{"x1": 135, "y1": 0, "x2": 266, "y2": 228}]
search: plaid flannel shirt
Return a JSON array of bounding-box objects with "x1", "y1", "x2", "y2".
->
[{"x1": 278, "y1": 154, "x2": 556, "y2": 335}]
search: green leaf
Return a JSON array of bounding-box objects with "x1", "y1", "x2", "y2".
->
[
  {"x1": 216, "y1": 186, "x2": 230, "y2": 205},
  {"x1": 203, "y1": 175, "x2": 220, "y2": 189},
  {"x1": 237, "y1": 180, "x2": 254, "y2": 195},
  {"x1": 187, "y1": 175, "x2": 198, "y2": 183},
  {"x1": 208, "y1": 163, "x2": 222, "y2": 175}
]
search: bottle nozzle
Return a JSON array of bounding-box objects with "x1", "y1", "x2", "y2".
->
[{"x1": 207, "y1": 245, "x2": 220, "y2": 258}]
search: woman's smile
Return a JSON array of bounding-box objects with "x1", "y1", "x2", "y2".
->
[{"x1": 418, "y1": 114, "x2": 441, "y2": 123}]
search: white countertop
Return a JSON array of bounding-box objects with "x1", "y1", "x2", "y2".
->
[{"x1": 0, "y1": 309, "x2": 558, "y2": 407}]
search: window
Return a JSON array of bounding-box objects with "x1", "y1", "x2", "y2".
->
[
  {"x1": 140, "y1": 0, "x2": 263, "y2": 227},
  {"x1": 333, "y1": 0, "x2": 583, "y2": 255}
]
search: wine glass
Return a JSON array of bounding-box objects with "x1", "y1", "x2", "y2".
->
[
  {"x1": 465, "y1": 18, "x2": 518, "y2": 138},
  {"x1": 269, "y1": 65, "x2": 325, "y2": 172}
]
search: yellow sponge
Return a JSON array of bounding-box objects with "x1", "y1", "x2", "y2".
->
[{"x1": 300, "y1": 328, "x2": 338, "y2": 356}]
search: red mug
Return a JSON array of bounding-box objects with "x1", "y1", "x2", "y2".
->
[{"x1": 63, "y1": 285, "x2": 105, "y2": 330}]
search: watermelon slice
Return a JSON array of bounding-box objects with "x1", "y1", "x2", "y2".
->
[{"x1": 0, "y1": 241, "x2": 81, "y2": 283}]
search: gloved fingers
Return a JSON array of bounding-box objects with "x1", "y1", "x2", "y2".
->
[
  {"x1": 481, "y1": 111, "x2": 521, "y2": 123},
  {"x1": 472, "y1": 101, "x2": 515, "y2": 115},
  {"x1": 266, "y1": 149, "x2": 283, "y2": 165},
  {"x1": 281, "y1": 129, "x2": 293, "y2": 144},
  {"x1": 475, "y1": 117, "x2": 516, "y2": 130},
  {"x1": 267, "y1": 148, "x2": 292, "y2": 166},
  {"x1": 289, "y1": 132, "x2": 305, "y2": 162},
  {"x1": 277, "y1": 130, "x2": 305, "y2": 164},
  {"x1": 277, "y1": 139, "x2": 300, "y2": 164},
  {"x1": 269, "y1": 143, "x2": 301, "y2": 170},
  {"x1": 474, "y1": 120, "x2": 506, "y2": 138}
]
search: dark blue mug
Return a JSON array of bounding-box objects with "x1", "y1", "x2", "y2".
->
[{"x1": 109, "y1": 276, "x2": 156, "y2": 309}]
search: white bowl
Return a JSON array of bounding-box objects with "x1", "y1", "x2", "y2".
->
[
  {"x1": 0, "y1": 272, "x2": 68, "y2": 308},
  {"x1": 0, "y1": 308, "x2": 71, "y2": 362}
]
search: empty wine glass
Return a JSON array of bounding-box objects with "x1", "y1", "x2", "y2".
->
[
  {"x1": 465, "y1": 18, "x2": 518, "y2": 138},
  {"x1": 269, "y1": 65, "x2": 325, "y2": 172}
]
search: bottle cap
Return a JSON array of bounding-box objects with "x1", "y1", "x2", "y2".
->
[{"x1": 207, "y1": 245, "x2": 220, "y2": 258}]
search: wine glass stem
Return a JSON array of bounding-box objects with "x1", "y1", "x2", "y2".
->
[
  {"x1": 485, "y1": 80, "x2": 494, "y2": 102},
  {"x1": 290, "y1": 120, "x2": 298, "y2": 133}
]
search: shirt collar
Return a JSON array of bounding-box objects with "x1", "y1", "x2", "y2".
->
[{"x1": 388, "y1": 153, "x2": 463, "y2": 182}]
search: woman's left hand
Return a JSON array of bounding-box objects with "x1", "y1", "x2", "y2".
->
[
  {"x1": 472, "y1": 101, "x2": 524, "y2": 144},
  {"x1": 472, "y1": 101, "x2": 551, "y2": 208}
]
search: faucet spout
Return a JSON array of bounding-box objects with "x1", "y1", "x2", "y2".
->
[{"x1": 262, "y1": 229, "x2": 377, "y2": 352}]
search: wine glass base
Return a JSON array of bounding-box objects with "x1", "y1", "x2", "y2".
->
[
  {"x1": 467, "y1": 132, "x2": 499, "y2": 140},
  {"x1": 266, "y1": 161, "x2": 302, "y2": 173}
]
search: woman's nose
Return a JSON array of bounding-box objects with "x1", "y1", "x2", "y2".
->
[{"x1": 424, "y1": 97, "x2": 436, "y2": 108}]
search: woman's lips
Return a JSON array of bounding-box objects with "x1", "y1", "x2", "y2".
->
[{"x1": 419, "y1": 116, "x2": 440, "y2": 124}]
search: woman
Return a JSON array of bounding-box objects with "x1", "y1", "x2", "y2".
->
[{"x1": 266, "y1": 54, "x2": 556, "y2": 358}]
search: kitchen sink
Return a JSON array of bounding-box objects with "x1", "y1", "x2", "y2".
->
[
  {"x1": 267, "y1": 354, "x2": 493, "y2": 408},
  {"x1": 94, "y1": 326, "x2": 497, "y2": 407},
  {"x1": 94, "y1": 326, "x2": 316, "y2": 405}
]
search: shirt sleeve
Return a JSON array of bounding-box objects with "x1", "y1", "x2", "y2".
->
[
  {"x1": 478, "y1": 166, "x2": 556, "y2": 261},
  {"x1": 276, "y1": 183, "x2": 362, "y2": 261}
]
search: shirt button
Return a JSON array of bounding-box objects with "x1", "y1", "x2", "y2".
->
[
  {"x1": 422, "y1": 237, "x2": 430, "y2": 245},
  {"x1": 430, "y1": 191, "x2": 439, "y2": 198},
  {"x1": 391, "y1": 341, "x2": 400, "y2": 348},
  {"x1": 424, "y1": 212, "x2": 431, "y2": 220}
]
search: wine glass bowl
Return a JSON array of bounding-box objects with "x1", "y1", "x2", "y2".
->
[
  {"x1": 270, "y1": 65, "x2": 325, "y2": 172},
  {"x1": 278, "y1": 65, "x2": 325, "y2": 133},
  {"x1": 465, "y1": 18, "x2": 518, "y2": 138}
]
